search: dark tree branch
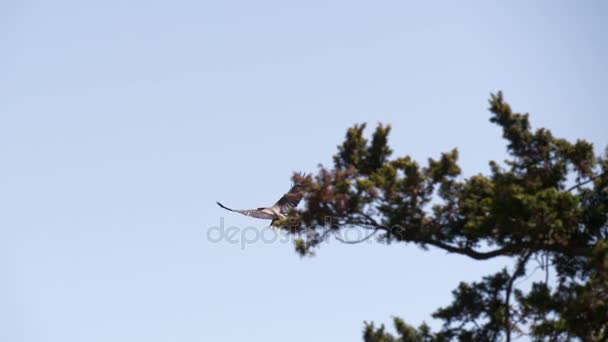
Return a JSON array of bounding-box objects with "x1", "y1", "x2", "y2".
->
[
  {"x1": 420, "y1": 239, "x2": 517, "y2": 260},
  {"x1": 505, "y1": 251, "x2": 533, "y2": 342},
  {"x1": 567, "y1": 172, "x2": 604, "y2": 192}
]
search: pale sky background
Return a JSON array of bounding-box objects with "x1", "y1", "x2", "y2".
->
[{"x1": 1, "y1": 1, "x2": 607, "y2": 341}]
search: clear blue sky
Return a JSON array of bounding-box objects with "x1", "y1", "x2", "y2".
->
[{"x1": 1, "y1": 1, "x2": 606, "y2": 341}]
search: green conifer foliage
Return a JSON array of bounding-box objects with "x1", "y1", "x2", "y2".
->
[{"x1": 282, "y1": 92, "x2": 607, "y2": 341}]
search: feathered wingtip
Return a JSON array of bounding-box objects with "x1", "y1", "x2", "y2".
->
[{"x1": 216, "y1": 201, "x2": 235, "y2": 212}]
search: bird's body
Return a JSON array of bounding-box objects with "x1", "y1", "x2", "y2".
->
[{"x1": 216, "y1": 173, "x2": 306, "y2": 225}]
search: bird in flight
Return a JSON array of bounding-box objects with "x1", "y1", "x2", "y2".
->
[{"x1": 216, "y1": 173, "x2": 307, "y2": 226}]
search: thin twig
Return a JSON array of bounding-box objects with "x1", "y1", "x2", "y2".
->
[{"x1": 334, "y1": 228, "x2": 380, "y2": 244}]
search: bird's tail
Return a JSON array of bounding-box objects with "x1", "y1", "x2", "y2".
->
[{"x1": 216, "y1": 201, "x2": 236, "y2": 212}]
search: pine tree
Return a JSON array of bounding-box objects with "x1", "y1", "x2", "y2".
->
[{"x1": 281, "y1": 92, "x2": 607, "y2": 341}]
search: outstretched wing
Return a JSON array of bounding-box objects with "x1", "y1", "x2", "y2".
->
[
  {"x1": 216, "y1": 202, "x2": 275, "y2": 219},
  {"x1": 272, "y1": 174, "x2": 306, "y2": 214}
]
